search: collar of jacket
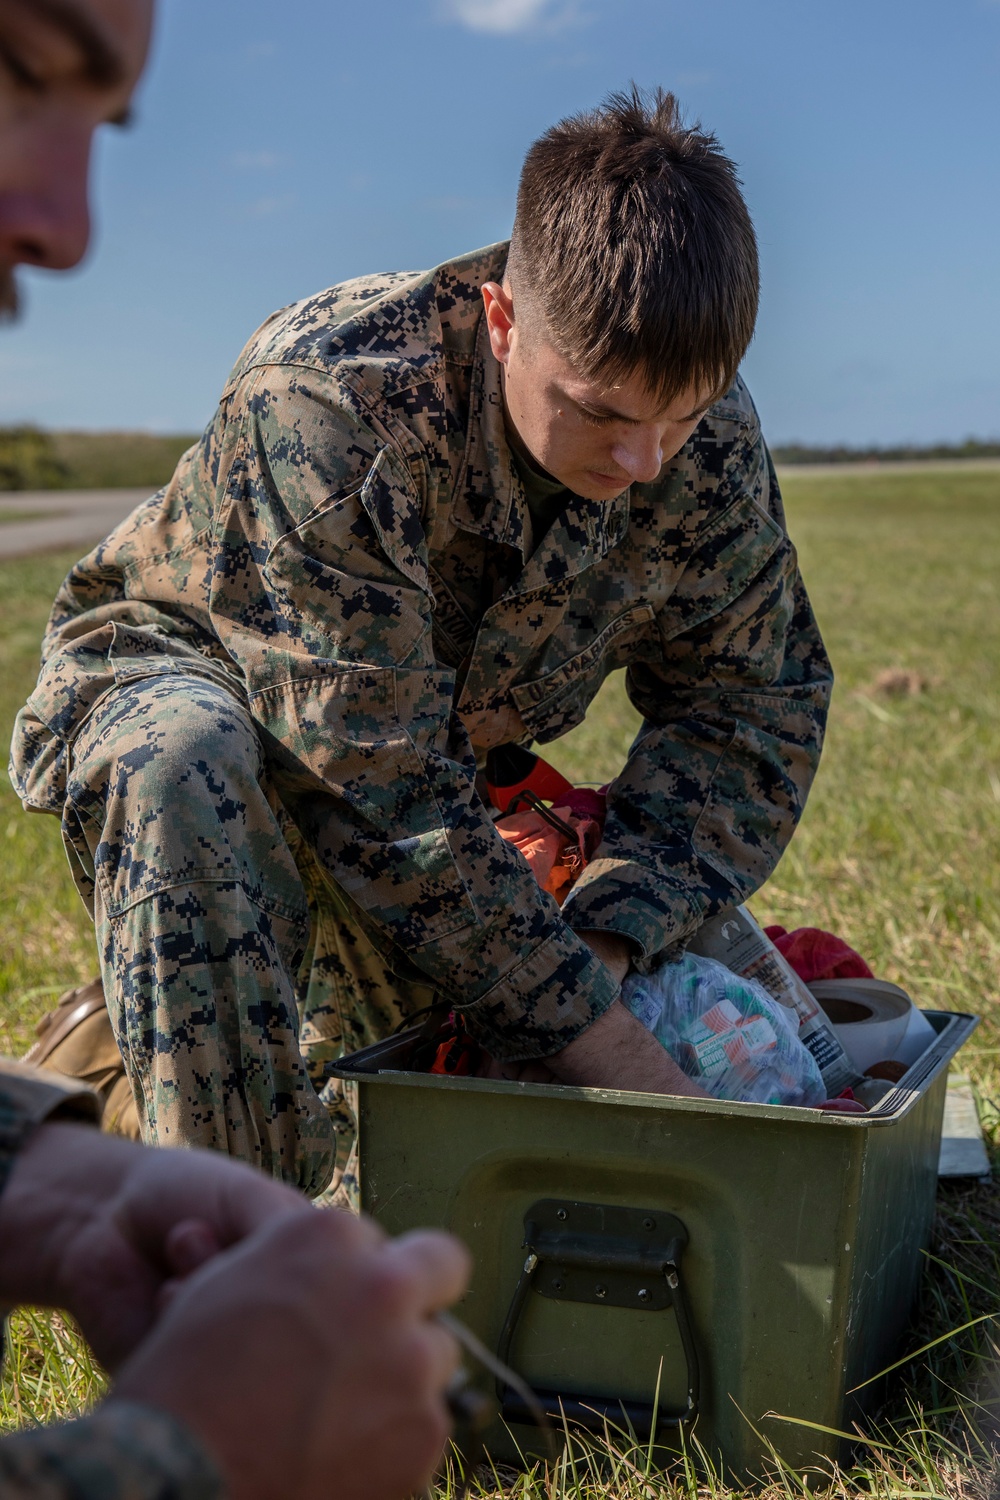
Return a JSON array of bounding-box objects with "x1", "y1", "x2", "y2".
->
[{"x1": 451, "y1": 316, "x2": 631, "y2": 581}]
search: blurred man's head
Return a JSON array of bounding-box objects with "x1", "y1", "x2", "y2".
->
[
  {"x1": 483, "y1": 88, "x2": 759, "y2": 500},
  {"x1": 0, "y1": 0, "x2": 152, "y2": 318}
]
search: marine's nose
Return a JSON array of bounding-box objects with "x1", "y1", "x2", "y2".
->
[
  {"x1": 0, "y1": 126, "x2": 94, "y2": 274},
  {"x1": 610, "y1": 433, "x2": 663, "y2": 484}
]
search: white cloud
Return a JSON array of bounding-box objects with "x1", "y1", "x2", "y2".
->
[
  {"x1": 231, "y1": 151, "x2": 284, "y2": 172},
  {"x1": 438, "y1": 0, "x2": 583, "y2": 35}
]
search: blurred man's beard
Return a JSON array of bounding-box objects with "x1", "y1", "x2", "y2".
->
[{"x1": 0, "y1": 266, "x2": 19, "y2": 321}]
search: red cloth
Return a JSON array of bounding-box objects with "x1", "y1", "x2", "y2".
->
[{"x1": 764, "y1": 925, "x2": 874, "y2": 983}]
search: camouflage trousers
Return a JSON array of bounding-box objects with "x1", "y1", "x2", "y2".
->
[{"x1": 62, "y1": 671, "x2": 434, "y2": 1200}]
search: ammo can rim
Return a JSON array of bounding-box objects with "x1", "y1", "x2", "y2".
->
[{"x1": 330, "y1": 1008, "x2": 977, "y2": 1128}]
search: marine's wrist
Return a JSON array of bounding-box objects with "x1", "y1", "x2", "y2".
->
[
  {"x1": 546, "y1": 997, "x2": 639, "y2": 1084},
  {"x1": 548, "y1": 1000, "x2": 707, "y2": 1097},
  {"x1": 576, "y1": 928, "x2": 635, "y2": 987}
]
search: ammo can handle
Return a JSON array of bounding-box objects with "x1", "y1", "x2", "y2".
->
[{"x1": 494, "y1": 1202, "x2": 700, "y2": 1436}]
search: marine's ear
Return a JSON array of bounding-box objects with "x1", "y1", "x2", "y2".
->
[{"x1": 481, "y1": 281, "x2": 516, "y2": 366}]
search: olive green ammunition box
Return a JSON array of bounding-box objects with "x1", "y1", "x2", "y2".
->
[{"x1": 332, "y1": 1010, "x2": 977, "y2": 1478}]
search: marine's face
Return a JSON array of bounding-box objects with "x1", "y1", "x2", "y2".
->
[
  {"x1": 482, "y1": 280, "x2": 716, "y2": 502},
  {"x1": 0, "y1": 0, "x2": 152, "y2": 317}
]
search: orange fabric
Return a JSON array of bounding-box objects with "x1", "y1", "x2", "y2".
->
[
  {"x1": 495, "y1": 805, "x2": 602, "y2": 905},
  {"x1": 485, "y1": 751, "x2": 576, "y2": 814}
]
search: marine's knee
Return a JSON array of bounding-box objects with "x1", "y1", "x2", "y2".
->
[{"x1": 71, "y1": 674, "x2": 263, "y2": 820}]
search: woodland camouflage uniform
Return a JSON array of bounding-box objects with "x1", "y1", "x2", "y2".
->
[{"x1": 9, "y1": 243, "x2": 833, "y2": 1198}]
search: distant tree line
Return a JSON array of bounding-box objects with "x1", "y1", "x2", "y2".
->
[
  {"x1": 770, "y1": 438, "x2": 1000, "y2": 466},
  {"x1": 0, "y1": 426, "x2": 198, "y2": 490},
  {"x1": 1, "y1": 424, "x2": 999, "y2": 490},
  {"x1": 0, "y1": 426, "x2": 70, "y2": 490}
]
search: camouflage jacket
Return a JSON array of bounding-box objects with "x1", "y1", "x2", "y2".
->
[
  {"x1": 0, "y1": 1073, "x2": 221, "y2": 1497},
  {"x1": 10, "y1": 245, "x2": 833, "y2": 1058}
]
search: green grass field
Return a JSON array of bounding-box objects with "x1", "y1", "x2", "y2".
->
[
  {"x1": 0, "y1": 508, "x2": 72, "y2": 526},
  {"x1": 1, "y1": 465, "x2": 998, "y2": 1493}
]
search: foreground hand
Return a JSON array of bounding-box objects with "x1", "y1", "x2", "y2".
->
[
  {"x1": 0, "y1": 1122, "x2": 309, "y2": 1368},
  {"x1": 112, "y1": 1212, "x2": 470, "y2": 1500}
]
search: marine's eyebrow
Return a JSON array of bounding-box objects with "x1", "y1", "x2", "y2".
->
[
  {"x1": 574, "y1": 395, "x2": 641, "y2": 424},
  {"x1": 571, "y1": 392, "x2": 713, "y2": 425},
  {"x1": 8, "y1": 0, "x2": 127, "y2": 89},
  {"x1": 677, "y1": 400, "x2": 714, "y2": 423}
]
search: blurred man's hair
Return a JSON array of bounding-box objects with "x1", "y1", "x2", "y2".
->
[{"x1": 507, "y1": 86, "x2": 759, "y2": 404}]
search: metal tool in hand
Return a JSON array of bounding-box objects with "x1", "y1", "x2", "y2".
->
[{"x1": 439, "y1": 1310, "x2": 556, "y2": 1497}]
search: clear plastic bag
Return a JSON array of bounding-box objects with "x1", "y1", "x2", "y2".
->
[{"x1": 622, "y1": 952, "x2": 827, "y2": 1107}]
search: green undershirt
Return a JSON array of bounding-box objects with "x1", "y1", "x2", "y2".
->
[{"x1": 507, "y1": 428, "x2": 571, "y2": 548}]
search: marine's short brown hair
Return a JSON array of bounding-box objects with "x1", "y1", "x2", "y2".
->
[{"x1": 507, "y1": 86, "x2": 759, "y2": 405}]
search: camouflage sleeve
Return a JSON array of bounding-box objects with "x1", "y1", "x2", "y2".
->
[
  {"x1": 0, "y1": 1063, "x2": 101, "y2": 1201},
  {"x1": 561, "y1": 441, "x2": 833, "y2": 959},
  {"x1": 209, "y1": 365, "x2": 619, "y2": 1060},
  {"x1": 0, "y1": 1400, "x2": 221, "y2": 1499}
]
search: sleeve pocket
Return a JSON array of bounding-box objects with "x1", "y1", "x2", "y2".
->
[
  {"x1": 262, "y1": 449, "x2": 432, "y2": 667},
  {"x1": 510, "y1": 603, "x2": 654, "y2": 740}
]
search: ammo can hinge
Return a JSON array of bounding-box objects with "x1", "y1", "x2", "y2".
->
[{"x1": 494, "y1": 1199, "x2": 700, "y2": 1435}]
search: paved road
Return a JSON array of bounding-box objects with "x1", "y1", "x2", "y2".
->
[
  {"x1": 0, "y1": 488, "x2": 152, "y2": 560},
  {"x1": 2, "y1": 458, "x2": 997, "y2": 560}
]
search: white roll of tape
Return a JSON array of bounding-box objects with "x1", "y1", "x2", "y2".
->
[{"x1": 808, "y1": 979, "x2": 923, "y2": 1073}]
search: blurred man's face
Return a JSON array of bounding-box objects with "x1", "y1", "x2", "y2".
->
[{"x1": 0, "y1": 0, "x2": 152, "y2": 317}]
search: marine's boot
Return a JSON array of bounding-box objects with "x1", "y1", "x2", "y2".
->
[{"x1": 24, "y1": 979, "x2": 139, "y2": 1139}]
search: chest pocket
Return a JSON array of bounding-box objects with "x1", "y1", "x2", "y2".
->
[{"x1": 510, "y1": 603, "x2": 655, "y2": 743}]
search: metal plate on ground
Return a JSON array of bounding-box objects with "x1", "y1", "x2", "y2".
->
[{"x1": 938, "y1": 1074, "x2": 991, "y2": 1180}]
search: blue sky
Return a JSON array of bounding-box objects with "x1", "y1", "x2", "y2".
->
[{"x1": 1, "y1": 0, "x2": 998, "y2": 445}]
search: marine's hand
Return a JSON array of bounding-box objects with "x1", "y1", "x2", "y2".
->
[
  {"x1": 479, "y1": 1055, "x2": 559, "y2": 1083},
  {"x1": 112, "y1": 1211, "x2": 471, "y2": 1500},
  {"x1": 547, "y1": 996, "x2": 709, "y2": 1097},
  {"x1": 0, "y1": 1122, "x2": 308, "y2": 1368}
]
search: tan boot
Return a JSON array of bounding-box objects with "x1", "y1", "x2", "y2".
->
[{"x1": 24, "y1": 980, "x2": 140, "y2": 1140}]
